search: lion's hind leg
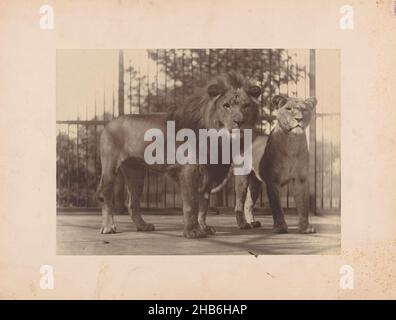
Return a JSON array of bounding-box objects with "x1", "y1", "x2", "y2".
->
[
  {"x1": 99, "y1": 164, "x2": 117, "y2": 234},
  {"x1": 120, "y1": 161, "x2": 155, "y2": 232}
]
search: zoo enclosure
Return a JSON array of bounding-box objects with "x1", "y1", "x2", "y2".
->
[{"x1": 56, "y1": 49, "x2": 340, "y2": 214}]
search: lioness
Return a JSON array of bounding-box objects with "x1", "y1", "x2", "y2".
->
[
  {"x1": 234, "y1": 94, "x2": 317, "y2": 233},
  {"x1": 97, "y1": 72, "x2": 261, "y2": 238}
]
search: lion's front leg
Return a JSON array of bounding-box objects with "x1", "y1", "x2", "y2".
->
[
  {"x1": 198, "y1": 192, "x2": 216, "y2": 235},
  {"x1": 179, "y1": 166, "x2": 206, "y2": 239},
  {"x1": 234, "y1": 174, "x2": 252, "y2": 229},
  {"x1": 294, "y1": 178, "x2": 315, "y2": 234}
]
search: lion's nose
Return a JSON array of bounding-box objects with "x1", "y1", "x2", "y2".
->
[{"x1": 295, "y1": 115, "x2": 303, "y2": 122}]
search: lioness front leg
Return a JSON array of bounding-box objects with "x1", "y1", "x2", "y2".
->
[
  {"x1": 180, "y1": 166, "x2": 206, "y2": 239},
  {"x1": 294, "y1": 178, "x2": 315, "y2": 234},
  {"x1": 266, "y1": 182, "x2": 288, "y2": 233},
  {"x1": 244, "y1": 174, "x2": 262, "y2": 228},
  {"x1": 198, "y1": 192, "x2": 216, "y2": 235}
]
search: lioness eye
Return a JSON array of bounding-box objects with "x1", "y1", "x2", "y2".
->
[
  {"x1": 223, "y1": 103, "x2": 231, "y2": 108},
  {"x1": 286, "y1": 107, "x2": 292, "y2": 111}
]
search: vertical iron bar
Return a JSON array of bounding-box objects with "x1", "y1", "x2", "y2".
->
[
  {"x1": 191, "y1": 49, "x2": 194, "y2": 81},
  {"x1": 129, "y1": 60, "x2": 132, "y2": 114},
  {"x1": 330, "y1": 132, "x2": 333, "y2": 209},
  {"x1": 321, "y1": 113, "x2": 324, "y2": 209},
  {"x1": 163, "y1": 49, "x2": 168, "y2": 208},
  {"x1": 286, "y1": 51, "x2": 290, "y2": 209},
  {"x1": 286, "y1": 50, "x2": 289, "y2": 95},
  {"x1": 118, "y1": 50, "x2": 124, "y2": 116},
  {"x1": 76, "y1": 120, "x2": 79, "y2": 207},
  {"x1": 182, "y1": 49, "x2": 185, "y2": 102},
  {"x1": 112, "y1": 83, "x2": 115, "y2": 118},
  {"x1": 155, "y1": 49, "x2": 159, "y2": 207},
  {"x1": 208, "y1": 49, "x2": 212, "y2": 77},
  {"x1": 94, "y1": 95, "x2": 98, "y2": 195},
  {"x1": 67, "y1": 125, "x2": 71, "y2": 206},
  {"x1": 199, "y1": 50, "x2": 203, "y2": 82},
  {"x1": 156, "y1": 49, "x2": 159, "y2": 98},
  {"x1": 85, "y1": 123, "x2": 89, "y2": 207},
  {"x1": 216, "y1": 49, "x2": 220, "y2": 74},
  {"x1": 164, "y1": 49, "x2": 167, "y2": 105},
  {"x1": 173, "y1": 49, "x2": 177, "y2": 207},
  {"x1": 56, "y1": 128, "x2": 60, "y2": 207},
  {"x1": 138, "y1": 67, "x2": 141, "y2": 113},
  {"x1": 260, "y1": 49, "x2": 264, "y2": 134},
  {"x1": 308, "y1": 49, "x2": 317, "y2": 214},
  {"x1": 173, "y1": 49, "x2": 177, "y2": 105},
  {"x1": 147, "y1": 52, "x2": 150, "y2": 110},
  {"x1": 296, "y1": 54, "x2": 299, "y2": 97},
  {"x1": 103, "y1": 86, "x2": 106, "y2": 120}
]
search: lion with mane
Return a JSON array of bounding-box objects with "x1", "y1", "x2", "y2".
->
[{"x1": 97, "y1": 71, "x2": 261, "y2": 238}]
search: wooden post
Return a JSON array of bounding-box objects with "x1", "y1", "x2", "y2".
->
[
  {"x1": 114, "y1": 49, "x2": 126, "y2": 213},
  {"x1": 308, "y1": 49, "x2": 317, "y2": 214}
]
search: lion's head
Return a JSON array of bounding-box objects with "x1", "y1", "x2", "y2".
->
[
  {"x1": 271, "y1": 95, "x2": 317, "y2": 135},
  {"x1": 168, "y1": 71, "x2": 261, "y2": 131}
]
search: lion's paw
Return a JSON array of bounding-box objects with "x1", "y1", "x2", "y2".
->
[
  {"x1": 183, "y1": 227, "x2": 207, "y2": 239},
  {"x1": 238, "y1": 221, "x2": 252, "y2": 230},
  {"x1": 202, "y1": 225, "x2": 216, "y2": 235},
  {"x1": 273, "y1": 224, "x2": 288, "y2": 234},
  {"x1": 100, "y1": 225, "x2": 117, "y2": 234},
  {"x1": 250, "y1": 221, "x2": 261, "y2": 228},
  {"x1": 137, "y1": 223, "x2": 155, "y2": 232},
  {"x1": 299, "y1": 225, "x2": 316, "y2": 234}
]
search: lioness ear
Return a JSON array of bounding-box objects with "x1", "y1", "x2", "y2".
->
[
  {"x1": 271, "y1": 95, "x2": 288, "y2": 109},
  {"x1": 207, "y1": 84, "x2": 223, "y2": 97},
  {"x1": 247, "y1": 85, "x2": 262, "y2": 99},
  {"x1": 305, "y1": 97, "x2": 318, "y2": 109}
]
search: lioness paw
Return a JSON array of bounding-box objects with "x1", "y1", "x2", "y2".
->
[
  {"x1": 250, "y1": 221, "x2": 261, "y2": 228},
  {"x1": 273, "y1": 224, "x2": 288, "y2": 234},
  {"x1": 299, "y1": 225, "x2": 316, "y2": 234},
  {"x1": 137, "y1": 223, "x2": 155, "y2": 232},
  {"x1": 202, "y1": 225, "x2": 216, "y2": 235},
  {"x1": 238, "y1": 222, "x2": 252, "y2": 230},
  {"x1": 183, "y1": 228, "x2": 207, "y2": 239}
]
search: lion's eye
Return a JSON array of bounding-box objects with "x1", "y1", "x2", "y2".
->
[
  {"x1": 223, "y1": 103, "x2": 231, "y2": 109},
  {"x1": 286, "y1": 107, "x2": 292, "y2": 111}
]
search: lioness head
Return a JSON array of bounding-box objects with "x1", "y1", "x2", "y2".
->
[
  {"x1": 271, "y1": 95, "x2": 317, "y2": 135},
  {"x1": 169, "y1": 72, "x2": 261, "y2": 132}
]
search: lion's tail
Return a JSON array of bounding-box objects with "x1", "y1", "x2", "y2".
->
[
  {"x1": 209, "y1": 164, "x2": 234, "y2": 194},
  {"x1": 198, "y1": 164, "x2": 235, "y2": 194}
]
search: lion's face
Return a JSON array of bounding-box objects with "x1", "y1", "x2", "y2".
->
[
  {"x1": 208, "y1": 82, "x2": 261, "y2": 131},
  {"x1": 168, "y1": 72, "x2": 261, "y2": 132},
  {"x1": 271, "y1": 95, "x2": 317, "y2": 135}
]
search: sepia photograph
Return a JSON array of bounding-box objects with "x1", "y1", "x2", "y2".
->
[
  {"x1": 1, "y1": 0, "x2": 395, "y2": 302},
  {"x1": 56, "y1": 49, "x2": 340, "y2": 255}
]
